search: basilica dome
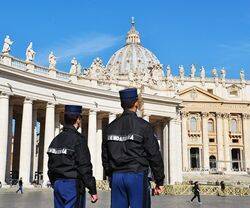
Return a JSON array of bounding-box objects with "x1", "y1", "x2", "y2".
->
[{"x1": 106, "y1": 18, "x2": 160, "y2": 75}]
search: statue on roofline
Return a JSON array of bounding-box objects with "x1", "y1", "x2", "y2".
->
[
  {"x1": 190, "y1": 64, "x2": 196, "y2": 78},
  {"x1": 48, "y1": 51, "x2": 56, "y2": 70},
  {"x1": 166, "y1": 65, "x2": 171, "y2": 78},
  {"x1": 221, "y1": 67, "x2": 226, "y2": 79},
  {"x1": 240, "y1": 69, "x2": 245, "y2": 81},
  {"x1": 2, "y1": 35, "x2": 13, "y2": 54},
  {"x1": 200, "y1": 66, "x2": 205, "y2": 79},
  {"x1": 211, "y1": 67, "x2": 217, "y2": 77},
  {"x1": 26, "y1": 42, "x2": 36, "y2": 62},
  {"x1": 70, "y1": 57, "x2": 78, "y2": 75},
  {"x1": 179, "y1": 65, "x2": 185, "y2": 79}
]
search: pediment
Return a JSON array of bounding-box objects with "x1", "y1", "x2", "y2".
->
[{"x1": 178, "y1": 86, "x2": 223, "y2": 102}]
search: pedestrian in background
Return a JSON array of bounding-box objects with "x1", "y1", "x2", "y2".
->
[
  {"x1": 220, "y1": 181, "x2": 226, "y2": 197},
  {"x1": 190, "y1": 181, "x2": 202, "y2": 204},
  {"x1": 16, "y1": 177, "x2": 23, "y2": 194}
]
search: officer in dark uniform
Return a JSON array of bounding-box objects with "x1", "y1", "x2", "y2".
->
[
  {"x1": 102, "y1": 88, "x2": 165, "y2": 208},
  {"x1": 47, "y1": 105, "x2": 98, "y2": 208}
]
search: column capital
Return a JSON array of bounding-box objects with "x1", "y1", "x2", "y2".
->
[
  {"x1": 201, "y1": 112, "x2": 209, "y2": 118},
  {"x1": 222, "y1": 113, "x2": 230, "y2": 119},
  {"x1": 23, "y1": 97, "x2": 33, "y2": 104},
  {"x1": 89, "y1": 109, "x2": 97, "y2": 115},
  {"x1": 216, "y1": 112, "x2": 223, "y2": 118},
  {"x1": 0, "y1": 91, "x2": 10, "y2": 98},
  {"x1": 243, "y1": 114, "x2": 250, "y2": 120},
  {"x1": 46, "y1": 102, "x2": 55, "y2": 108},
  {"x1": 181, "y1": 111, "x2": 189, "y2": 118}
]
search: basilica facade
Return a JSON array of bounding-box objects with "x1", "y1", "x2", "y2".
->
[{"x1": 0, "y1": 19, "x2": 249, "y2": 187}]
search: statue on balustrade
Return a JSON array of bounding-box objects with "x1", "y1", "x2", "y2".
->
[
  {"x1": 240, "y1": 69, "x2": 245, "y2": 81},
  {"x1": 89, "y1": 57, "x2": 105, "y2": 79},
  {"x1": 26, "y1": 42, "x2": 36, "y2": 62},
  {"x1": 179, "y1": 65, "x2": 185, "y2": 79},
  {"x1": 2, "y1": 35, "x2": 13, "y2": 55},
  {"x1": 200, "y1": 66, "x2": 206, "y2": 79},
  {"x1": 48, "y1": 51, "x2": 56, "y2": 69},
  {"x1": 211, "y1": 67, "x2": 218, "y2": 77},
  {"x1": 166, "y1": 65, "x2": 172, "y2": 79},
  {"x1": 221, "y1": 67, "x2": 226, "y2": 79},
  {"x1": 70, "y1": 57, "x2": 78, "y2": 75},
  {"x1": 190, "y1": 64, "x2": 196, "y2": 78},
  {"x1": 152, "y1": 64, "x2": 163, "y2": 84},
  {"x1": 77, "y1": 63, "x2": 82, "y2": 75}
]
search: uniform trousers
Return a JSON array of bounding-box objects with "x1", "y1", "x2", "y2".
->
[
  {"x1": 54, "y1": 179, "x2": 86, "y2": 208},
  {"x1": 111, "y1": 171, "x2": 151, "y2": 208}
]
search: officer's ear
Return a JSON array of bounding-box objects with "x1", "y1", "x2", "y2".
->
[{"x1": 134, "y1": 99, "x2": 140, "y2": 110}]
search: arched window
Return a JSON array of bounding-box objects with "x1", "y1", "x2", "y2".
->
[
  {"x1": 190, "y1": 117, "x2": 197, "y2": 132},
  {"x1": 208, "y1": 119, "x2": 214, "y2": 133},
  {"x1": 231, "y1": 119, "x2": 237, "y2": 133}
]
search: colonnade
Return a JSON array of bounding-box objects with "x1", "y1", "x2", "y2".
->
[{"x1": 0, "y1": 92, "x2": 183, "y2": 186}]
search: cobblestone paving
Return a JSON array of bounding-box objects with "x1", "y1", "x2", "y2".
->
[{"x1": 0, "y1": 188, "x2": 250, "y2": 208}]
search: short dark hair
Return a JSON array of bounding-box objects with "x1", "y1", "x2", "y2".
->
[
  {"x1": 121, "y1": 99, "x2": 138, "y2": 110},
  {"x1": 64, "y1": 113, "x2": 81, "y2": 125}
]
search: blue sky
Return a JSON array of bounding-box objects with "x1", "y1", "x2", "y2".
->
[{"x1": 1, "y1": 0, "x2": 250, "y2": 79}]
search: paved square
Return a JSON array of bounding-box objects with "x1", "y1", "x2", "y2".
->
[{"x1": 0, "y1": 188, "x2": 250, "y2": 208}]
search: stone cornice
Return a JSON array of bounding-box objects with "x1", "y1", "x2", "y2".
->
[
  {"x1": 0, "y1": 63, "x2": 120, "y2": 101},
  {"x1": 141, "y1": 93, "x2": 182, "y2": 105}
]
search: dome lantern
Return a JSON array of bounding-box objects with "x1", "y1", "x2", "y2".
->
[{"x1": 126, "y1": 17, "x2": 141, "y2": 45}]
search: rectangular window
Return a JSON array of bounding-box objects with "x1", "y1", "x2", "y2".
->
[
  {"x1": 209, "y1": 138, "x2": 215, "y2": 143},
  {"x1": 232, "y1": 139, "x2": 239, "y2": 143}
]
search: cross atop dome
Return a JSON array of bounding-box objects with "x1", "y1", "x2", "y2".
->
[
  {"x1": 126, "y1": 17, "x2": 141, "y2": 45},
  {"x1": 131, "y1": 16, "x2": 135, "y2": 26}
]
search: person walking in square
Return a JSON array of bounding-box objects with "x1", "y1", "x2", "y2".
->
[
  {"x1": 102, "y1": 88, "x2": 165, "y2": 208},
  {"x1": 190, "y1": 181, "x2": 202, "y2": 204},
  {"x1": 16, "y1": 177, "x2": 23, "y2": 194}
]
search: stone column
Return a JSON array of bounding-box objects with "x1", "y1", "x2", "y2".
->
[
  {"x1": 55, "y1": 111, "x2": 61, "y2": 136},
  {"x1": 169, "y1": 117, "x2": 183, "y2": 184},
  {"x1": 162, "y1": 121, "x2": 169, "y2": 184},
  {"x1": 96, "y1": 115, "x2": 103, "y2": 180},
  {"x1": 0, "y1": 93, "x2": 9, "y2": 184},
  {"x1": 6, "y1": 104, "x2": 13, "y2": 182},
  {"x1": 109, "y1": 113, "x2": 116, "y2": 124},
  {"x1": 32, "y1": 108, "x2": 38, "y2": 180},
  {"x1": 243, "y1": 114, "x2": 250, "y2": 171},
  {"x1": 181, "y1": 112, "x2": 189, "y2": 171},
  {"x1": 43, "y1": 103, "x2": 55, "y2": 185},
  {"x1": 223, "y1": 114, "x2": 230, "y2": 171},
  {"x1": 201, "y1": 112, "x2": 209, "y2": 171},
  {"x1": 19, "y1": 98, "x2": 33, "y2": 185},
  {"x1": 155, "y1": 123, "x2": 162, "y2": 147},
  {"x1": 216, "y1": 113, "x2": 224, "y2": 171},
  {"x1": 88, "y1": 110, "x2": 97, "y2": 176}
]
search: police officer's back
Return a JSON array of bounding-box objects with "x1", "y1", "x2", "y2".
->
[
  {"x1": 102, "y1": 88, "x2": 165, "y2": 208},
  {"x1": 48, "y1": 105, "x2": 98, "y2": 208}
]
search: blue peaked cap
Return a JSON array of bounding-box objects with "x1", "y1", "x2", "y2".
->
[
  {"x1": 65, "y1": 105, "x2": 82, "y2": 115},
  {"x1": 119, "y1": 88, "x2": 138, "y2": 103}
]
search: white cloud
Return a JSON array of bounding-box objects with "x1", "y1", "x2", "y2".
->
[{"x1": 36, "y1": 33, "x2": 122, "y2": 65}]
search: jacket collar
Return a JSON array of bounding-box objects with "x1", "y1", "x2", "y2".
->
[
  {"x1": 122, "y1": 109, "x2": 137, "y2": 116},
  {"x1": 63, "y1": 124, "x2": 78, "y2": 132}
]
